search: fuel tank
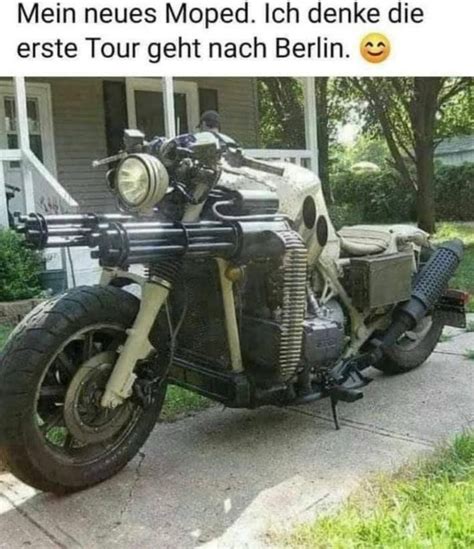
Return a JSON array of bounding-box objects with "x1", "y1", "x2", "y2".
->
[{"x1": 219, "y1": 161, "x2": 340, "y2": 264}]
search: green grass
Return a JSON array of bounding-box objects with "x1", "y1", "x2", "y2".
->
[
  {"x1": 161, "y1": 385, "x2": 211, "y2": 421},
  {"x1": 466, "y1": 322, "x2": 474, "y2": 333},
  {"x1": 288, "y1": 432, "x2": 474, "y2": 549},
  {"x1": 436, "y1": 223, "x2": 474, "y2": 313},
  {"x1": 464, "y1": 350, "x2": 474, "y2": 361},
  {"x1": 0, "y1": 323, "x2": 209, "y2": 421}
]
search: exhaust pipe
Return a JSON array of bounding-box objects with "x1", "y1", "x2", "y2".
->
[
  {"x1": 380, "y1": 239, "x2": 464, "y2": 348},
  {"x1": 327, "y1": 239, "x2": 464, "y2": 406}
]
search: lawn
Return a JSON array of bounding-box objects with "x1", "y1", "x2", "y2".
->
[
  {"x1": 0, "y1": 325, "x2": 210, "y2": 421},
  {"x1": 436, "y1": 223, "x2": 474, "y2": 313},
  {"x1": 287, "y1": 431, "x2": 474, "y2": 548}
]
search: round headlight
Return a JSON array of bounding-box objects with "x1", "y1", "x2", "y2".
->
[{"x1": 116, "y1": 154, "x2": 169, "y2": 212}]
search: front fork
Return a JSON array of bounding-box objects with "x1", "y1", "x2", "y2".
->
[
  {"x1": 99, "y1": 258, "x2": 243, "y2": 409},
  {"x1": 101, "y1": 278, "x2": 170, "y2": 409}
]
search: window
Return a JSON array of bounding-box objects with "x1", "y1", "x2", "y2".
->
[
  {"x1": 125, "y1": 79, "x2": 200, "y2": 140},
  {"x1": 198, "y1": 88, "x2": 219, "y2": 115},
  {"x1": 4, "y1": 97, "x2": 44, "y2": 168},
  {"x1": 103, "y1": 80, "x2": 128, "y2": 156},
  {"x1": 135, "y1": 90, "x2": 189, "y2": 139}
]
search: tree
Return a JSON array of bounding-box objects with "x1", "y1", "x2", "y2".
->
[
  {"x1": 348, "y1": 77, "x2": 473, "y2": 233},
  {"x1": 336, "y1": 135, "x2": 390, "y2": 172},
  {"x1": 258, "y1": 78, "x2": 348, "y2": 203},
  {"x1": 258, "y1": 78, "x2": 305, "y2": 150}
]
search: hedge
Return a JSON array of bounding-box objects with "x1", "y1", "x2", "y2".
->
[
  {"x1": 330, "y1": 162, "x2": 474, "y2": 228},
  {"x1": 0, "y1": 230, "x2": 42, "y2": 302},
  {"x1": 434, "y1": 163, "x2": 474, "y2": 221}
]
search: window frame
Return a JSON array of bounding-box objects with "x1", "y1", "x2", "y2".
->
[
  {"x1": 0, "y1": 82, "x2": 57, "y2": 176},
  {"x1": 125, "y1": 78, "x2": 200, "y2": 137}
]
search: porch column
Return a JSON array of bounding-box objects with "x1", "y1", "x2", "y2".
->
[
  {"x1": 14, "y1": 77, "x2": 35, "y2": 212},
  {"x1": 302, "y1": 77, "x2": 319, "y2": 175},
  {"x1": 162, "y1": 77, "x2": 176, "y2": 138},
  {"x1": 0, "y1": 163, "x2": 8, "y2": 227}
]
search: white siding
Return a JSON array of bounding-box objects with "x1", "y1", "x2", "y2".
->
[
  {"x1": 436, "y1": 136, "x2": 474, "y2": 166},
  {"x1": 436, "y1": 150, "x2": 474, "y2": 166},
  {"x1": 45, "y1": 78, "x2": 114, "y2": 213}
]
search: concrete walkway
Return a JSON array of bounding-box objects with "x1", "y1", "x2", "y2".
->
[{"x1": 0, "y1": 318, "x2": 473, "y2": 549}]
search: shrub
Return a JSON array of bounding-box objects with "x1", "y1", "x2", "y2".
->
[
  {"x1": 330, "y1": 162, "x2": 474, "y2": 226},
  {"x1": 0, "y1": 230, "x2": 42, "y2": 302},
  {"x1": 328, "y1": 204, "x2": 365, "y2": 230},
  {"x1": 434, "y1": 163, "x2": 474, "y2": 221},
  {"x1": 331, "y1": 168, "x2": 416, "y2": 224}
]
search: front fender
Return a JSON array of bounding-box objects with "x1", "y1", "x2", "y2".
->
[{"x1": 100, "y1": 267, "x2": 147, "y2": 288}]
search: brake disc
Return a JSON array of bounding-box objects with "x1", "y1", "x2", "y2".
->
[{"x1": 63, "y1": 351, "x2": 133, "y2": 445}]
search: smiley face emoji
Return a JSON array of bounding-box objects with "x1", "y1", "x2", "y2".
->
[{"x1": 360, "y1": 33, "x2": 391, "y2": 63}]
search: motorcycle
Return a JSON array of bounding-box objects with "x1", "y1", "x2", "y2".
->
[{"x1": 0, "y1": 129, "x2": 467, "y2": 494}]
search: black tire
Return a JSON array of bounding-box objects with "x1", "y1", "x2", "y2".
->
[
  {"x1": 0, "y1": 286, "x2": 165, "y2": 494},
  {"x1": 375, "y1": 315, "x2": 444, "y2": 375}
]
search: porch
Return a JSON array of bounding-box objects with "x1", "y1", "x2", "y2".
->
[{"x1": 0, "y1": 77, "x2": 319, "y2": 226}]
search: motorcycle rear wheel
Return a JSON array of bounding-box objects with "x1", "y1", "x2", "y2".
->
[
  {"x1": 0, "y1": 286, "x2": 165, "y2": 494},
  {"x1": 375, "y1": 314, "x2": 444, "y2": 375}
]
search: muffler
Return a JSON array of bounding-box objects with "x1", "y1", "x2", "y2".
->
[
  {"x1": 327, "y1": 239, "x2": 464, "y2": 417},
  {"x1": 380, "y1": 239, "x2": 464, "y2": 348}
]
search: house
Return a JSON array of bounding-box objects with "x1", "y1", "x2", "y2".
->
[
  {"x1": 0, "y1": 77, "x2": 260, "y2": 216},
  {"x1": 0, "y1": 77, "x2": 319, "y2": 285},
  {"x1": 435, "y1": 135, "x2": 474, "y2": 166},
  {"x1": 0, "y1": 77, "x2": 319, "y2": 218}
]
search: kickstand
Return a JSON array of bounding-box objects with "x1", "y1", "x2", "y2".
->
[{"x1": 330, "y1": 397, "x2": 340, "y2": 431}]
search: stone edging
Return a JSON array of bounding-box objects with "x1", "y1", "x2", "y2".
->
[{"x1": 0, "y1": 299, "x2": 44, "y2": 325}]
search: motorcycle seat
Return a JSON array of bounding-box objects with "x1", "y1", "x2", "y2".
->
[{"x1": 338, "y1": 226, "x2": 392, "y2": 256}]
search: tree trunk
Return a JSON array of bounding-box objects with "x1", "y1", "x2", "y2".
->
[
  {"x1": 315, "y1": 78, "x2": 332, "y2": 204},
  {"x1": 411, "y1": 78, "x2": 442, "y2": 234},
  {"x1": 415, "y1": 143, "x2": 436, "y2": 233},
  {"x1": 351, "y1": 78, "x2": 417, "y2": 191}
]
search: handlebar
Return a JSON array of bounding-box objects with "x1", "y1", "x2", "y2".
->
[{"x1": 92, "y1": 131, "x2": 285, "y2": 179}]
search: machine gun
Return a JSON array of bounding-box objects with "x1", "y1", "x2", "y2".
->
[{"x1": 15, "y1": 193, "x2": 288, "y2": 268}]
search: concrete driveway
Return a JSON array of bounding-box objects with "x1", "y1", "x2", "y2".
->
[{"x1": 1, "y1": 319, "x2": 473, "y2": 549}]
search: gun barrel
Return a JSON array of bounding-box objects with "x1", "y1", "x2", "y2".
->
[{"x1": 16, "y1": 213, "x2": 240, "y2": 267}]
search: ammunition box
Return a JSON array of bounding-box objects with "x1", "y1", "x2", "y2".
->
[{"x1": 350, "y1": 253, "x2": 413, "y2": 310}]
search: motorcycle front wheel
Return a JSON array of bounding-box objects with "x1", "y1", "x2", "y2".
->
[{"x1": 0, "y1": 286, "x2": 165, "y2": 494}]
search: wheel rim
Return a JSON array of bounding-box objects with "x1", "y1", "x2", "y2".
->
[
  {"x1": 35, "y1": 323, "x2": 144, "y2": 464},
  {"x1": 395, "y1": 316, "x2": 433, "y2": 351}
]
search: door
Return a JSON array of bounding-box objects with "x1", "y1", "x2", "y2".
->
[
  {"x1": 126, "y1": 78, "x2": 199, "y2": 139},
  {"x1": 0, "y1": 82, "x2": 57, "y2": 215}
]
